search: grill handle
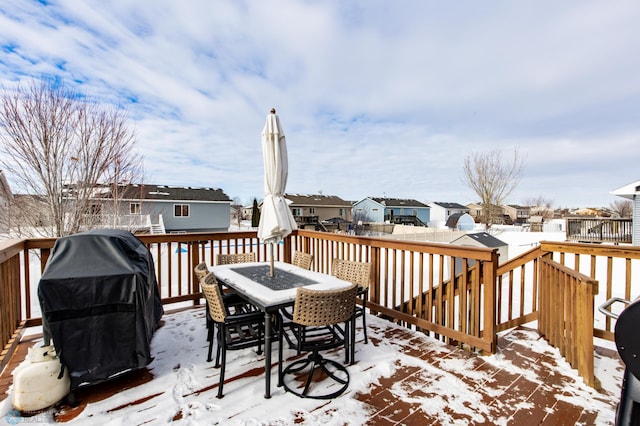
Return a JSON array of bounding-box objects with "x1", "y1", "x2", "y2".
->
[{"x1": 598, "y1": 297, "x2": 631, "y2": 320}]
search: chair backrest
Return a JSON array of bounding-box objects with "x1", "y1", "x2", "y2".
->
[
  {"x1": 201, "y1": 272, "x2": 227, "y2": 322},
  {"x1": 331, "y1": 259, "x2": 371, "y2": 289},
  {"x1": 194, "y1": 262, "x2": 209, "y2": 281},
  {"x1": 216, "y1": 252, "x2": 256, "y2": 265},
  {"x1": 292, "y1": 284, "x2": 358, "y2": 327},
  {"x1": 292, "y1": 251, "x2": 313, "y2": 270}
]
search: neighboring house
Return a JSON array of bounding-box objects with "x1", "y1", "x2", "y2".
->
[
  {"x1": 242, "y1": 205, "x2": 254, "y2": 221},
  {"x1": 88, "y1": 184, "x2": 231, "y2": 234},
  {"x1": 352, "y1": 197, "x2": 430, "y2": 226},
  {"x1": 428, "y1": 202, "x2": 470, "y2": 228},
  {"x1": 612, "y1": 180, "x2": 640, "y2": 246},
  {"x1": 285, "y1": 194, "x2": 353, "y2": 230},
  {"x1": 445, "y1": 213, "x2": 475, "y2": 231},
  {"x1": 0, "y1": 171, "x2": 13, "y2": 234},
  {"x1": 450, "y1": 232, "x2": 509, "y2": 267},
  {"x1": 464, "y1": 202, "x2": 509, "y2": 225},
  {"x1": 10, "y1": 194, "x2": 50, "y2": 229},
  {"x1": 573, "y1": 207, "x2": 601, "y2": 216},
  {"x1": 466, "y1": 203, "x2": 483, "y2": 221},
  {"x1": 502, "y1": 204, "x2": 531, "y2": 225}
]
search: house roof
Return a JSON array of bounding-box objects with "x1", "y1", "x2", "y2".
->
[
  {"x1": 431, "y1": 202, "x2": 468, "y2": 210},
  {"x1": 369, "y1": 197, "x2": 428, "y2": 208},
  {"x1": 113, "y1": 184, "x2": 231, "y2": 202},
  {"x1": 452, "y1": 232, "x2": 507, "y2": 248},
  {"x1": 611, "y1": 180, "x2": 640, "y2": 200},
  {"x1": 285, "y1": 194, "x2": 352, "y2": 207}
]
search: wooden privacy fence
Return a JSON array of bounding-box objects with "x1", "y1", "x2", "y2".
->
[{"x1": 538, "y1": 255, "x2": 599, "y2": 388}]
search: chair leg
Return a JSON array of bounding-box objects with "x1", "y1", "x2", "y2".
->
[
  {"x1": 217, "y1": 343, "x2": 227, "y2": 398},
  {"x1": 277, "y1": 315, "x2": 284, "y2": 387},
  {"x1": 350, "y1": 317, "x2": 356, "y2": 365},
  {"x1": 214, "y1": 327, "x2": 222, "y2": 368},
  {"x1": 361, "y1": 299, "x2": 368, "y2": 344},
  {"x1": 344, "y1": 321, "x2": 350, "y2": 365},
  {"x1": 207, "y1": 325, "x2": 215, "y2": 362}
]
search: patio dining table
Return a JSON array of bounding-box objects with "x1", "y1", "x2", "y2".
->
[{"x1": 210, "y1": 261, "x2": 353, "y2": 398}]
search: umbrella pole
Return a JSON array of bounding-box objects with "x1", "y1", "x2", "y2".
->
[{"x1": 270, "y1": 243, "x2": 274, "y2": 278}]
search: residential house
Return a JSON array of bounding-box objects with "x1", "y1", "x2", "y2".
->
[
  {"x1": 502, "y1": 204, "x2": 531, "y2": 225},
  {"x1": 427, "y1": 202, "x2": 470, "y2": 228},
  {"x1": 0, "y1": 171, "x2": 12, "y2": 234},
  {"x1": 285, "y1": 194, "x2": 352, "y2": 230},
  {"x1": 465, "y1": 202, "x2": 510, "y2": 225},
  {"x1": 573, "y1": 207, "x2": 602, "y2": 216},
  {"x1": 466, "y1": 203, "x2": 483, "y2": 221},
  {"x1": 9, "y1": 194, "x2": 49, "y2": 231},
  {"x1": 87, "y1": 184, "x2": 231, "y2": 234},
  {"x1": 612, "y1": 180, "x2": 640, "y2": 246},
  {"x1": 353, "y1": 197, "x2": 430, "y2": 226}
]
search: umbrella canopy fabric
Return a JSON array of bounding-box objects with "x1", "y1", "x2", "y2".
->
[{"x1": 258, "y1": 109, "x2": 297, "y2": 244}]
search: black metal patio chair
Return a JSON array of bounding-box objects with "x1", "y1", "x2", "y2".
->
[
  {"x1": 278, "y1": 284, "x2": 357, "y2": 399},
  {"x1": 201, "y1": 272, "x2": 265, "y2": 398}
]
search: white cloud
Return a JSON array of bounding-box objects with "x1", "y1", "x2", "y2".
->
[{"x1": 1, "y1": 0, "x2": 640, "y2": 207}]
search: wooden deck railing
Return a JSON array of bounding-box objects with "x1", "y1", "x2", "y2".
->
[
  {"x1": 290, "y1": 231, "x2": 500, "y2": 352},
  {"x1": 566, "y1": 217, "x2": 633, "y2": 244},
  {"x1": 538, "y1": 255, "x2": 599, "y2": 387},
  {"x1": 2, "y1": 230, "x2": 639, "y2": 388}
]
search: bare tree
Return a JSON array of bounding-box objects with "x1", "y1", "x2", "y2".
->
[
  {"x1": 462, "y1": 148, "x2": 525, "y2": 230},
  {"x1": 522, "y1": 195, "x2": 555, "y2": 219},
  {"x1": 352, "y1": 205, "x2": 373, "y2": 235},
  {"x1": 610, "y1": 199, "x2": 633, "y2": 218},
  {"x1": 0, "y1": 80, "x2": 143, "y2": 237},
  {"x1": 231, "y1": 196, "x2": 243, "y2": 228}
]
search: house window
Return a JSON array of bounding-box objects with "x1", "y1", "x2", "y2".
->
[
  {"x1": 130, "y1": 202, "x2": 141, "y2": 215},
  {"x1": 412, "y1": 209, "x2": 417, "y2": 216},
  {"x1": 292, "y1": 208, "x2": 301, "y2": 216},
  {"x1": 339, "y1": 208, "x2": 345, "y2": 216},
  {"x1": 309, "y1": 208, "x2": 316, "y2": 214},
  {"x1": 174, "y1": 204, "x2": 190, "y2": 217}
]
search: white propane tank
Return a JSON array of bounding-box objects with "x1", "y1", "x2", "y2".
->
[{"x1": 12, "y1": 345, "x2": 70, "y2": 412}]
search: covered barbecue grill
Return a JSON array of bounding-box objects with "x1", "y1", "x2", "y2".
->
[
  {"x1": 599, "y1": 297, "x2": 640, "y2": 425},
  {"x1": 38, "y1": 229, "x2": 164, "y2": 391}
]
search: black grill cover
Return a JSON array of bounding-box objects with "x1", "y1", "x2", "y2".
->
[{"x1": 38, "y1": 229, "x2": 164, "y2": 390}]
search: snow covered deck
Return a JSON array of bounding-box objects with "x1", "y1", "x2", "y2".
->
[{"x1": 0, "y1": 308, "x2": 624, "y2": 425}]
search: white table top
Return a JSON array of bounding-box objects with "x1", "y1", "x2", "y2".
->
[{"x1": 211, "y1": 261, "x2": 352, "y2": 306}]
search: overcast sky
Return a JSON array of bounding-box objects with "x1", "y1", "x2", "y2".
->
[{"x1": 1, "y1": 1, "x2": 639, "y2": 208}]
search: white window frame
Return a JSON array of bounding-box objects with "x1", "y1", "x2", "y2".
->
[
  {"x1": 130, "y1": 202, "x2": 141, "y2": 215},
  {"x1": 174, "y1": 204, "x2": 190, "y2": 217}
]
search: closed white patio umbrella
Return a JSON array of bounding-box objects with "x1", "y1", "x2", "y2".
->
[{"x1": 258, "y1": 108, "x2": 297, "y2": 277}]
